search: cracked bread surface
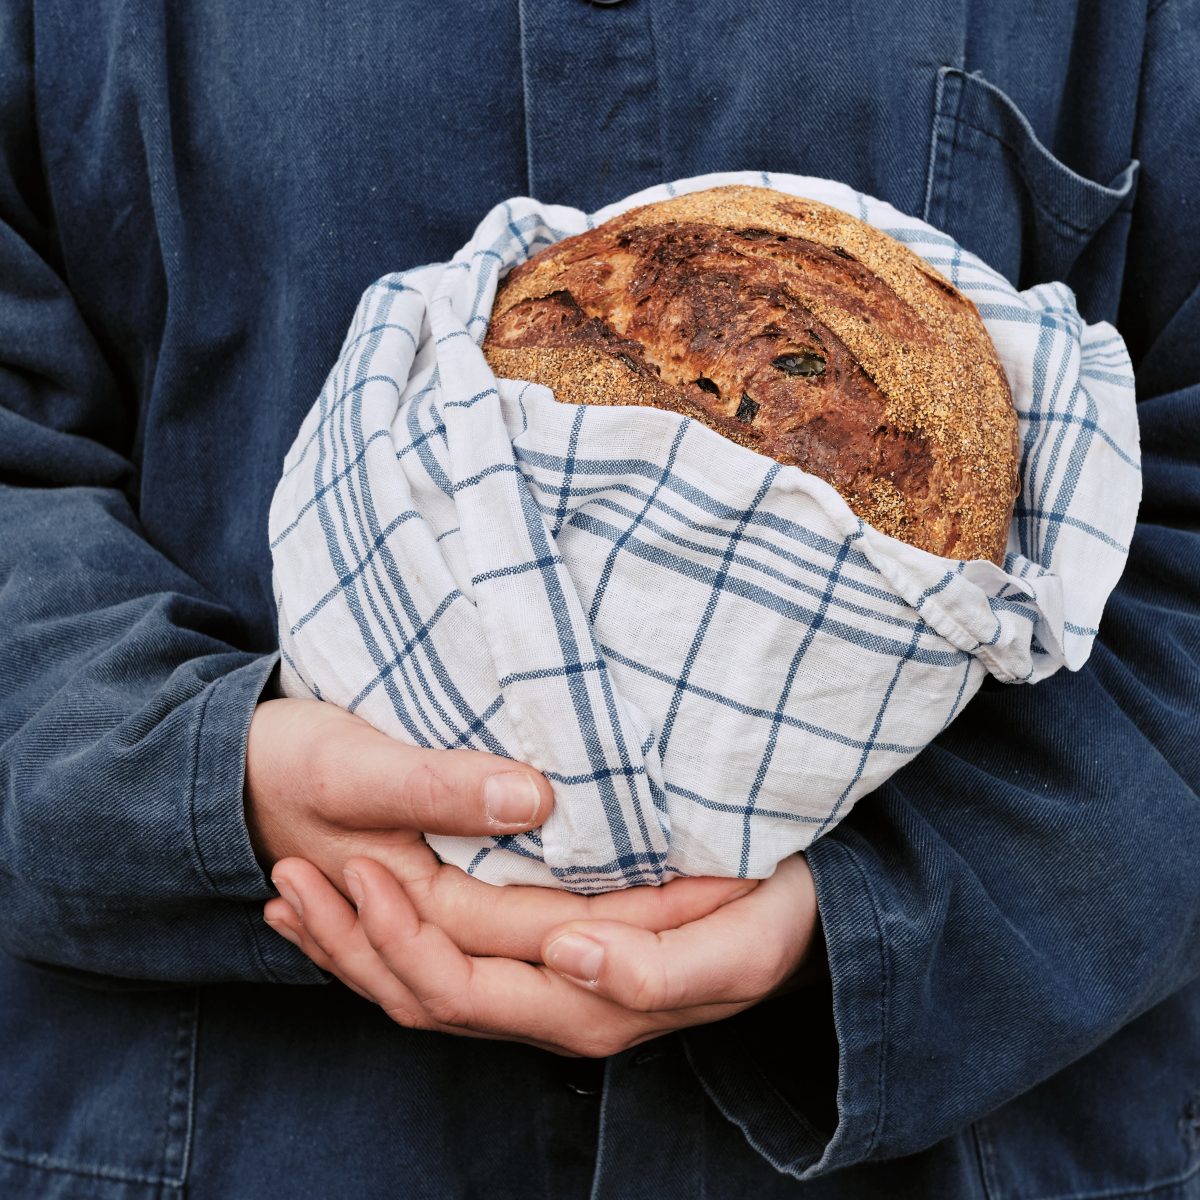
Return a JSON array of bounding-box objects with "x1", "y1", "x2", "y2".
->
[{"x1": 483, "y1": 185, "x2": 1019, "y2": 563}]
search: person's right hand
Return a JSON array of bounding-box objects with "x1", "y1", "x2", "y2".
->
[{"x1": 246, "y1": 698, "x2": 757, "y2": 961}]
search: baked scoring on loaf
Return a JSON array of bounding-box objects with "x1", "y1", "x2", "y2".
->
[{"x1": 483, "y1": 185, "x2": 1019, "y2": 563}]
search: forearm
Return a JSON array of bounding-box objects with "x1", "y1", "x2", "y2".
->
[
  {"x1": 0, "y1": 0, "x2": 327, "y2": 983},
  {"x1": 0, "y1": 483, "x2": 323, "y2": 982}
]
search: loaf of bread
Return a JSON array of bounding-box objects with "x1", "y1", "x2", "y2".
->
[{"x1": 483, "y1": 185, "x2": 1019, "y2": 563}]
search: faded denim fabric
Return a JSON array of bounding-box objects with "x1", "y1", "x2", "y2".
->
[{"x1": 0, "y1": 1, "x2": 1197, "y2": 1197}]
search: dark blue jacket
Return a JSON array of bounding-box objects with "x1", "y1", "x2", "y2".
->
[{"x1": 1, "y1": 2, "x2": 1198, "y2": 1196}]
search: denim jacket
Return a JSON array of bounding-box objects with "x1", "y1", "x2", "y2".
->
[{"x1": 0, "y1": 2, "x2": 1197, "y2": 1197}]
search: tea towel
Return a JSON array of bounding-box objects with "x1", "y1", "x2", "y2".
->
[{"x1": 270, "y1": 171, "x2": 1140, "y2": 891}]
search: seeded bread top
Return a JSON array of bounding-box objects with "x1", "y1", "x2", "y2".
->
[{"x1": 484, "y1": 185, "x2": 1018, "y2": 563}]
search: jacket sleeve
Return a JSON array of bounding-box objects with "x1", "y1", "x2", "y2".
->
[
  {"x1": 0, "y1": 3, "x2": 323, "y2": 985},
  {"x1": 684, "y1": 0, "x2": 1200, "y2": 1176}
]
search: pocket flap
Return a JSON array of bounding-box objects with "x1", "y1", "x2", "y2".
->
[{"x1": 925, "y1": 67, "x2": 1138, "y2": 291}]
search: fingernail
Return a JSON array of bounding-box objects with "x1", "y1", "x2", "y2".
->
[
  {"x1": 271, "y1": 875, "x2": 303, "y2": 920},
  {"x1": 343, "y1": 868, "x2": 364, "y2": 909},
  {"x1": 264, "y1": 916, "x2": 301, "y2": 947},
  {"x1": 484, "y1": 772, "x2": 542, "y2": 826},
  {"x1": 546, "y1": 933, "x2": 604, "y2": 984}
]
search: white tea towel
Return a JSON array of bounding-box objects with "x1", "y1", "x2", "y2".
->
[{"x1": 270, "y1": 172, "x2": 1140, "y2": 891}]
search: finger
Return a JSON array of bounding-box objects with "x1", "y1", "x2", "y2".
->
[
  {"x1": 348, "y1": 856, "x2": 666, "y2": 1057},
  {"x1": 585, "y1": 875, "x2": 760, "y2": 927},
  {"x1": 271, "y1": 858, "x2": 433, "y2": 1020},
  {"x1": 263, "y1": 901, "x2": 378, "y2": 1001},
  {"x1": 275, "y1": 860, "x2": 577, "y2": 1051},
  {"x1": 398, "y1": 864, "x2": 759, "y2": 961},
  {"x1": 263, "y1": 898, "x2": 305, "y2": 949},
  {"x1": 286, "y1": 699, "x2": 556, "y2": 835},
  {"x1": 541, "y1": 856, "x2": 818, "y2": 1012}
]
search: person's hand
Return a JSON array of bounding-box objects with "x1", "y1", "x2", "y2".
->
[
  {"x1": 248, "y1": 697, "x2": 760, "y2": 943},
  {"x1": 244, "y1": 696, "x2": 554, "y2": 883},
  {"x1": 264, "y1": 853, "x2": 818, "y2": 1057}
]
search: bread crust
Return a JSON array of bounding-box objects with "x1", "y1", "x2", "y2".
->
[{"x1": 483, "y1": 185, "x2": 1019, "y2": 563}]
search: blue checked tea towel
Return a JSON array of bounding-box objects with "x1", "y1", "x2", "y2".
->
[{"x1": 269, "y1": 172, "x2": 1140, "y2": 892}]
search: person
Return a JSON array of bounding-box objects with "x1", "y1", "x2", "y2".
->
[{"x1": 0, "y1": 2, "x2": 1196, "y2": 1197}]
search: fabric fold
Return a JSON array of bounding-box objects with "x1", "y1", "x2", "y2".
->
[{"x1": 270, "y1": 172, "x2": 1140, "y2": 891}]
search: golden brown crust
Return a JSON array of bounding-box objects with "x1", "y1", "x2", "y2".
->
[{"x1": 483, "y1": 185, "x2": 1019, "y2": 563}]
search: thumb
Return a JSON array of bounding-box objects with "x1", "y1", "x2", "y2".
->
[
  {"x1": 382, "y1": 744, "x2": 554, "y2": 836},
  {"x1": 267, "y1": 698, "x2": 555, "y2": 837},
  {"x1": 540, "y1": 858, "x2": 817, "y2": 1011}
]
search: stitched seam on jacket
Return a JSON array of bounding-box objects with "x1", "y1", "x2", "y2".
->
[
  {"x1": 921, "y1": 71, "x2": 942, "y2": 222},
  {"x1": 187, "y1": 673, "x2": 287, "y2": 984},
  {"x1": 972, "y1": 1117, "x2": 1003, "y2": 1200},
  {"x1": 159, "y1": 992, "x2": 199, "y2": 1187},
  {"x1": 515, "y1": 0, "x2": 535, "y2": 196},
  {"x1": 945, "y1": 113, "x2": 1126, "y2": 237},
  {"x1": 185, "y1": 678, "x2": 222, "y2": 897},
  {"x1": 827, "y1": 837, "x2": 891, "y2": 1162},
  {"x1": 645, "y1": 0, "x2": 668, "y2": 189},
  {"x1": 969, "y1": 1118, "x2": 998, "y2": 1195},
  {"x1": 0, "y1": 1145, "x2": 175, "y2": 1188},
  {"x1": 923, "y1": 67, "x2": 962, "y2": 224},
  {"x1": 971, "y1": 1123, "x2": 1200, "y2": 1200}
]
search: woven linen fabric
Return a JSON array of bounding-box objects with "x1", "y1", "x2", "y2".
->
[{"x1": 269, "y1": 171, "x2": 1141, "y2": 892}]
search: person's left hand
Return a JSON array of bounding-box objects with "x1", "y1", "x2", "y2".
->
[{"x1": 264, "y1": 854, "x2": 820, "y2": 1057}]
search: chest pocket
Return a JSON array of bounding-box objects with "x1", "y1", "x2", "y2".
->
[{"x1": 923, "y1": 67, "x2": 1137, "y2": 322}]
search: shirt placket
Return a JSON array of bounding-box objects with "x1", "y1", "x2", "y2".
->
[
  {"x1": 588, "y1": 1039, "x2": 708, "y2": 1200},
  {"x1": 517, "y1": 0, "x2": 663, "y2": 208}
]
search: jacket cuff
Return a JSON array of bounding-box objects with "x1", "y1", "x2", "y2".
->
[
  {"x1": 190, "y1": 652, "x2": 326, "y2": 985},
  {"x1": 683, "y1": 836, "x2": 887, "y2": 1179}
]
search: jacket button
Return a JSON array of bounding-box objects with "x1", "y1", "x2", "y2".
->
[
  {"x1": 558, "y1": 1055, "x2": 605, "y2": 1096},
  {"x1": 587, "y1": 0, "x2": 627, "y2": 5},
  {"x1": 631, "y1": 1047, "x2": 666, "y2": 1067}
]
